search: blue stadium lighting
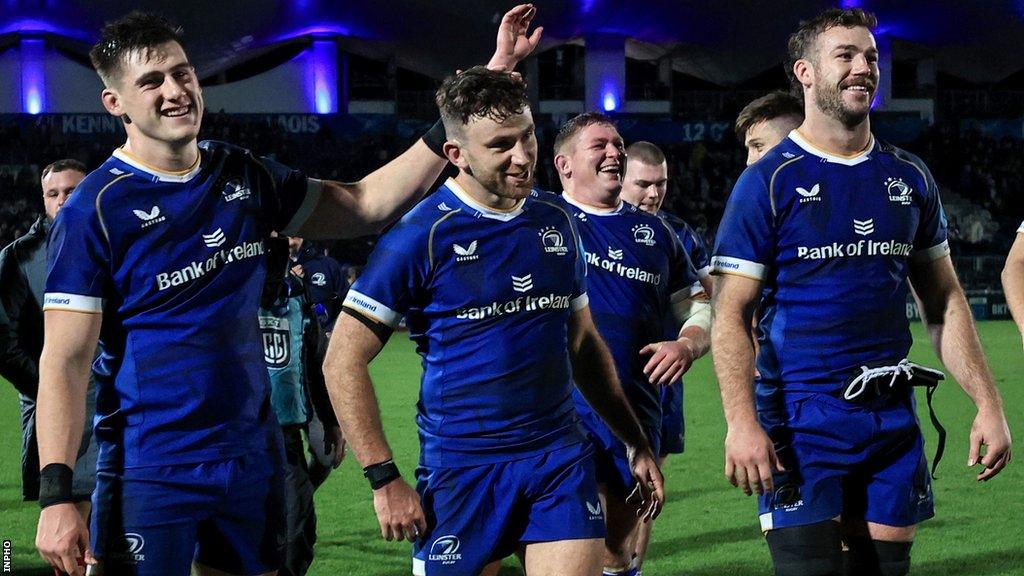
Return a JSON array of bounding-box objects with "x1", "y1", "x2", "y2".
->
[
  {"x1": 602, "y1": 91, "x2": 618, "y2": 112},
  {"x1": 20, "y1": 37, "x2": 46, "y2": 115},
  {"x1": 308, "y1": 38, "x2": 337, "y2": 114},
  {"x1": 839, "y1": 0, "x2": 862, "y2": 7}
]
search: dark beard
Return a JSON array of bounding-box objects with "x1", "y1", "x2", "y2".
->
[{"x1": 814, "y1": 82, "x2": 870, "y2": 129}]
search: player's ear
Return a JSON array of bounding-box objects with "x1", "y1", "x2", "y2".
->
[
  {"x1": 554, "y1": 153, "x2": 571, "y2": 179},
  {"x1": 444, "y1": 141, "x2": 467, "y2": 169},
  {"x1": 101, "y1": 88, "x2": 127, "y2": 121},
  {"x1": 793, "y1": 58, "x2": 813, "y2": 90}
]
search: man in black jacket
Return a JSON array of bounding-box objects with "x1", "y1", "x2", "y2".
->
[{"x1": 0, "y1": 159, "x2": 97, "y2": 515}]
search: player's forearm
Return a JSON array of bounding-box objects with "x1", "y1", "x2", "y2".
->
[
  {"x1": 35, "y1": 351, "x2": 89, "y2": 467},
  {"x1": 711, "y1": 311, "x2": 760, "y2": 428},
  {"x1": 349, "y1": 141, "x2": 447, "y2": 232},
  {"x1": 571, "y1": 331, "x2": 650, "y2": 451},
  {"x1": 924, "y1": 291, "x2": 1004, "y2": 412},
  {"x1": 324, "y1": 354, "x2": 394, "y2": 467},
  {"x1": 1001, "y1": 257, "x2": 1024, "y2": 334}
]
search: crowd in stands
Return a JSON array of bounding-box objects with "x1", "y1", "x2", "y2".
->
[{"x1": 3, "y1": 114, "x2": 1023, "y2": 272}]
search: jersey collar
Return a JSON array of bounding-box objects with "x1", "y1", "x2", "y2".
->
[
  {"x1": 112, "y1": 144, "x2": 203, "y2": 183},
  {"x1": 561, "y1": 192, "x2": 624, "y2": 216},
  {"x1": 788, "y1": 130, "x2": 874, "y2": 167},
  {"x1": 446, "y1": 178, "x2": 525, "y2": 222}
]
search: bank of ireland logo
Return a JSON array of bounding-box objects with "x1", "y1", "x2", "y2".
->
[
  {"x1": 632, "y1": 224, "x2": 656, "y2": 246},
  {"x1": 539, "y1": 226, "x2": 569, "y2": 255},
  {"x1": 608, "y1": 247, "x2": 623, "y2": 260},
  {"x1": 453, "y1": 240, "x2": 480, "y2": 262},
  {"x1": 885, "y1": 177, "x2": 913, "y2": 205},
  {"x1": 796, "y1": 183, "x2": 821, "y2": 204},
  {"x1": 429, "y1": 535, "x2": 463, "y2": 565},
  {"x1": 512, "y1": 274, "x2": 533, "y2": 293},
  {"x1": 222, "y1": 178, "x2": 251, "y2": 202}
]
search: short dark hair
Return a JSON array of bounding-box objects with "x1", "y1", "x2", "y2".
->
[
  {"x1": 435, "y1": 66, "x2": 529, "y2": 136},
  {"x1": 554, "y1": 112, "x2": 616, "y2": 155},
  {"x1": 41, "y1": 159, "x2": 88, "y2": 182},
  {"x1": 625, "y1": 141, "x2": 665, "y2": 166},
  {"x1": 89, "y1": 12, "x2": 185, "y2": 85},
  {"x1": 734, "y1": 91, "x2": 805, "y2": 138},
  {"x1": 786, "y1": 8, "x2": 877, "y2": 90}
]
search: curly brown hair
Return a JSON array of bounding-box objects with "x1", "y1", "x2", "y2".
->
[{"x1": 435, "y1": 66, "x2": 529, "y2": 137}]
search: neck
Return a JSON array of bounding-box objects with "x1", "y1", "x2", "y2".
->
[
  {"x1": 798, "y1": 110, "x2": 872, "y2": 157},
  {"x1": 454, "y1": 172, "x2": 519, "y2": 211},
  {"x1": 123, "y1": 133, "x2": 200, "y2": 173},
  {"x1": 564, "y1": 184, "x2": 620, "y2": 210}
]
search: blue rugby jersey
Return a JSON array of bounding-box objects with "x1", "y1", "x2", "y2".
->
[
  {"x1": 554, "y1": 193, "x2": 703, "y2": 432},
  {"x1": 712, "y1": 131, "x2": 948, "y2": 391},
  {"x1": 343, "y1": 178, "x2": 589, "y2": 467},
  {"x1": 659, "y1": 210, "x2": 711, "y2": 281},
  {"x1": 44, "y1": 141, "x2": 320, "y2": 469}
]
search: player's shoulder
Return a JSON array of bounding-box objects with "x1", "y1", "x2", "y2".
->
[
  {"x1": 529, "y1": 189, "x2": 577, "y2": 221},
  {"x1": 874, "y1": 140, "x2": 934, "y2": 185},
  {"x1": 61, "y1": 157, "x2": 137, "y2": 217},
  {"x1": 386, "y1": 184, "x2": 465, "y2": 241},
  {"x1": 198, "y1": 139, "x2": 256, "y2": 160},
  {"x1": 747, "y1": 136, "x2": 807, "y2": 177}
]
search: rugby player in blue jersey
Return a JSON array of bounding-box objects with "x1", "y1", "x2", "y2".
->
[
  {"x1": 1001, "y1": 221, "x2": 1024, "y2": 347},
  {"x1": 35, "y1": 6, "x2": 543, "y2": 576},
  {"x1": 325, "y1": 69, "x2": 664, "y2": 576},
  {"x1": 712, "y1": 8, "x2": 1012, "y2": 576},
  {"x1": 553, "y1": 117, "x2": 710, "y2": 576},
  {"x1": 619, "y1": 140, "x2": 712, "y2": 573}
]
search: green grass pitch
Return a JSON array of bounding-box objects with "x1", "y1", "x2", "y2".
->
[{"x1": 2, "y1": 322, "x2": 1022, "y2": 575}]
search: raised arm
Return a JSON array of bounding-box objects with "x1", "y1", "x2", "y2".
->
[
  {"x1": 322, "y1": 312, "x2": 425, "y2": 541},
  {"x1": 711, "y1": 272, "x2": 782, "y2": 496},
  {"x1": 1001, "y1": 230, "x2": 1024, "y2": 346},
  {"x1": 568, "y1": 305, "x2": 664, "y2": 520},
  {"x1": 35, "y1": 310, "x2": 101, "y2": 576},
  {"x1": 298, "y1": 4, "x2": 543, "y2": 239},
  {"x1": 910, "y1": 255, "x2": 1011, "y2": 481}
]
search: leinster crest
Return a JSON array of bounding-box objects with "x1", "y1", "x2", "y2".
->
[{"x1": 259, "y1": 316, "x2": 290, "y2": 368}]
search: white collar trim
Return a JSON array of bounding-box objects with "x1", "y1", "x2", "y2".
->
[
  {"x1": 788, "y1": 130, "x2": 873, "y2": 167},
  {"x1": 112, "y1": 146, "x2": 203, "y2": 183},
  {"x1": 561, "y1": 192, "x2": 623, "y2": 215},
  {"x1": 446, "y1": 178, "x2": 525, "y2": 221}
]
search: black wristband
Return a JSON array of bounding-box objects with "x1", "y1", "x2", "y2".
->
[
  {"x1": 421, "y1": 119, "x2": 447, "y2": 159},
  {"x1": 38, "y1": 463, "x2": 74, "y2": 509},
  {"x1": 363, "y1": 459, "x2": 401, "y2": 490}
]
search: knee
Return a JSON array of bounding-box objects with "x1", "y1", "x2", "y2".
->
[
  {"x1": 765, "y1": 521, "x2": 843, "y2": 576},
  {"x1": 844, "y1": 538, "x2": 912, "y2": 576}
]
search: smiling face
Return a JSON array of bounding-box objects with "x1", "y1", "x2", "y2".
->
[
  {"x1": 557, "y1": 121, "x2": 626, "y2": 201},
  {"x1": 800, "y1": 25, "x2": 878, "y2": 128},
  {"x1": 101, "y1": 40, "x2": 203, "y2": 152},
  {"x1": 450, "y1": 107, "x2": 538, "y2": 202},
  {"x1": 621, "y1": 158, "x2": 668, "y2": 214}
]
